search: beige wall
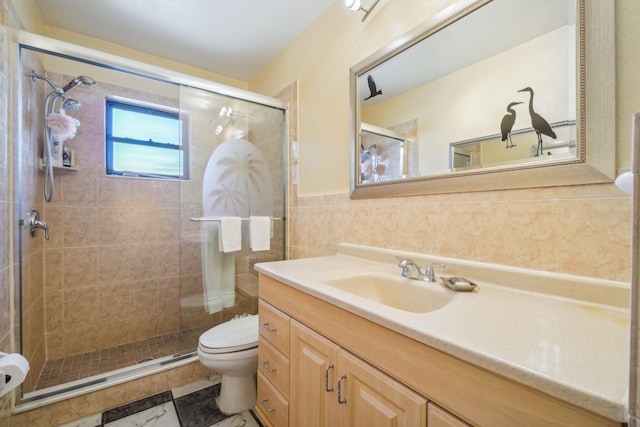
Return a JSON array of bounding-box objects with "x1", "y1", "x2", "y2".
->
[
  {"x1": 250, "y1": 0, "x2": 640, "y2": 284},
  {"x1": 8, "y1": 0, "x2": 247, "y2": 91}
]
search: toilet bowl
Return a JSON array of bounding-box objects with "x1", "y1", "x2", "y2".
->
[{"x1": 197, "y1": 314, "x2": 259, "y2": 414}]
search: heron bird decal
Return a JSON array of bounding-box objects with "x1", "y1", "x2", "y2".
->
[
  {"x1": 518, "y1": 87, "x2": 556, "y2": 156},
  {"x1": 500, "y1": 102, "x2": 522, "y2": 149},
  {"x1": 363, "y1": 75, "x2": 382, "y2": 100}
]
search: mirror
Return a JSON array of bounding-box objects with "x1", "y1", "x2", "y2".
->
[{"x1": 350, "y1": 0, "x2": 615, "y2": 198}]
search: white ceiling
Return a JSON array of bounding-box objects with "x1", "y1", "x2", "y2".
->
[{"x1": 35, "y1": 0, "x2": 335, "y2": 81}]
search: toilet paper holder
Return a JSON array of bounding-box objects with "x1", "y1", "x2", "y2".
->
[
  {"x1": 0, "y1": 352, "x2": 13, "y2": 392},
  {"x1": 0, "y1": 351, "x2": 30, "y2": 398}
]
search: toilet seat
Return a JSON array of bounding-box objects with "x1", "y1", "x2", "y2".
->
[{"x1": 199, "y1": 315, "x2": 259, "y2": 354}]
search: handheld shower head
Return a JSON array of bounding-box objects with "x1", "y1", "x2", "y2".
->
[{"x1": 62, "y1": 75, "x2": 96, "y2": 93}]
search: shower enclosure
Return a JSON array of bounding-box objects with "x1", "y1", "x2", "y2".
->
[{"x1": 14, "y1": 34, "x2": 285, "y2": 407}]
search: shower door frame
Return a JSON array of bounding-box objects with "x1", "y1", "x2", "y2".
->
[{"x1": 12, "y1": 30, "x2": 285, "y2": 412}]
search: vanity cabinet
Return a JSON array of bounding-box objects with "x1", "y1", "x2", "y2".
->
[
  {"x1": 258, "y1": 274, "x2": 621, "y2": 426},
  {"x1": 257, "y1": 300, "x2": 290, "y2": 427},
  {"x1": 290, "y1": 320, "x2": 426, "y2": 426},
  {"x1": 428, "y1": 402, "x2": 471, "y2": 427},
  {"x1": 290, "y1": 320, "x2": 338, "y2": 426}
]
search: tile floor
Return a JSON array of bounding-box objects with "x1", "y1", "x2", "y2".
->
[
  {"x1": 36, "y1": 328, "x2": 204, "y2": 390},
  {"x1": 59, "y1": 379, "x2": 264, "y2": 427}
]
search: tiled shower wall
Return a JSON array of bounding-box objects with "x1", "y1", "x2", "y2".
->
[{"x1": 39, "y1": 74, "x2": 187, "y2": 364}]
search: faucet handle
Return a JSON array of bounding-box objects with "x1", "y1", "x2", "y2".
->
[
  {"x1": 426, "y1": 263, "x2": 446, "y2": 281},
  {"x1": 395, "y1": 256, "x2": 414, "y2": 268},
  {"x1": 28, "y1": 210, "x2": 49, "y2": 240},
  {"x1": 395, "y1": 257, "x2": 417, "y2": 278}
]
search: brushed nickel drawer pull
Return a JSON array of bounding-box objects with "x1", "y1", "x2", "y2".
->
[
  {"x1": 338, "y1": 374, "x2": 347, "y2": 404},
  {"x1": 261, "y1": 399, "x2": 276, "y2": 412},
  {"x1": 325, "y1": 363, "x2": 334, "y2": 392},
  {"x1": 263, "y1": 361, "x2": 277, "y2": 372},
  {"x1": 262, "y1": 322, "x2": 276, "y2": 332}
]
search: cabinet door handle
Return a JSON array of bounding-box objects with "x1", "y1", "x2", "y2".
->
[
  {"x1": 325, "y1": 363, "x2": 334, "y2": 392},
  {"x1": 263, "y1": 361, "x2": 277, "y2": 372},
  {"x1": 262, "y1": 322, "x2": 276, "y2": 332},
  {"x1": 261, "y1": 399, "x2": 276, "y2": 413},
  {"x1": 337, "y1": 374, "x2": 347, "y2": 404}
]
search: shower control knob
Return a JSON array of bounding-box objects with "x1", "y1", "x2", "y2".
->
[{"x1": 28, "y1": 210, "x2": 49, "y2": 240}]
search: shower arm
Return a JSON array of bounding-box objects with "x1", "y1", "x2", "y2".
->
[{"x1": 31, "y1": 70, "x2": 63, "y2": 95}]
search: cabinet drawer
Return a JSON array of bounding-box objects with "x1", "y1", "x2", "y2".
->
[
  {"x1": 258, "y1": 337, "x2": 290, "y2": 400},
  {"x1": 259, "y1": 300, "x2": 290, "y2": 357},
  {"x1": 258, "y1": 371, "x2": 289, "y2": 427}
]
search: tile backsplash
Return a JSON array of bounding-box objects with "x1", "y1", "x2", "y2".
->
[{"x1": 288, "y1": 183, "x2": 631, "y2": 284}]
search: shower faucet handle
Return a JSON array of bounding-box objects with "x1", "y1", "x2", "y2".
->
[{"x1": 28, "y1": 210, "x2": 49, "y2": 240}]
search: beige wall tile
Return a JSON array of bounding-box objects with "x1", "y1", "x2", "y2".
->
[
  {"x1": 97, "y1": 245, "x2": 130, "y2": 283},
  {"x1": 63, "y1": 287, "x2": 98, "y2": 329},
  {"x1": 62, "y1": 206, "x2": 98, "y2": 247},
  {"x1": 63, "y1": 246, "x2": 98, "y2": 288},
  {"x1": 61, "y1": 172, "x2": 98, "y2": 205},
  {"x1": 93, "y1": 375, "x2": 159, "y2": 412},
  {"x1": 488, "y1": 200, "x2": 561, "y2": 271},
  {"x1": 561, "y1": 197, "x2": 632, "y2": 281},
  {"x1": 44, "y1": 249, "x2": 63, "y2": 290},
  {"x1": 156, "y1": 362, "x2": 210, "y2": 391},
  {"x1": 9, "y1": 394, "x2": 95, "y2": 427},
  {"x1": 45, "y1": 290, "x2": 63, "y2": 332},
  {"x1": 101, "y1": 320, "x2": 131, "y2": 349}
]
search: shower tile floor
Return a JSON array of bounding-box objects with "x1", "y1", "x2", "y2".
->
[
  {"x1": 59, "y1": 379, "x2": 265, "y2": 427},
  {"x1": 36, "y1": 328, "x2": 205, "y2": 390}
]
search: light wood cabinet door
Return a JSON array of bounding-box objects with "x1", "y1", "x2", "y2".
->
[
  {"x1": 337, "y1": 350, "x2": 427, "y2": 427},
  {"x1": 290, "y1": 320, "x2": 340, "y2": 427},
  {"x1": 428, "y1": 402, "x2": 472, "y2": 427}
]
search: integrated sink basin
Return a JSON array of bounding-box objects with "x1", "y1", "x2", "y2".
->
[{"x1": 324, "y1": 273, "x2": 455, "y2": 313}]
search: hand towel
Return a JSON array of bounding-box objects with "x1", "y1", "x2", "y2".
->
[
  {"x1": 218, "y1": 216, "x2": 242, "y2": 253},
  {"x1": 201, "y1": 222, "x2": 236, "y2": 314},
  {"x1": 250, "y1": 216, "x2": 271, "y2": 251}
]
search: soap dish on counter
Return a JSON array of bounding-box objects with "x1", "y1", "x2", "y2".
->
[{"x1": 440, "y1": 276, "x2": 478, "y2": 292}]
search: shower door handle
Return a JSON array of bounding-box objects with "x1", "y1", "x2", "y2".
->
[{"x1": 28, "y1": 210, "x2": 49, "y2": 240}]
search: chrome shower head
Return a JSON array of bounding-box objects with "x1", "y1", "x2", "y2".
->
[
  {"x1": 62, "y1": 75, "x2": 96, "y2": 93},
  {"x1": 61, "y1": 96, "x2": 81, "y2": 112}
]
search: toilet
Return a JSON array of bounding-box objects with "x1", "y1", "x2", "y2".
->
[{"x1": 197, "y1": 314, "x2": 259, "y2": 414}]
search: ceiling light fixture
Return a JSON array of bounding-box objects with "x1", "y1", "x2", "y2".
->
[{"x1": 344, "y1": 0, "x2": 380, "y2": 22}]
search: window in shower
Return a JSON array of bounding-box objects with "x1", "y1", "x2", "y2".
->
[{"x1": 106, "y1": 98, "x2": 188, "y2": 179}]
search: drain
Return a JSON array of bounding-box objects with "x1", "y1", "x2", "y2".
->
[{"x1": 136, "y1": 357, "x2": 154, "y2": 364}]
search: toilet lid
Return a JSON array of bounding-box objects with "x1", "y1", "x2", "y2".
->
[{"x1": 199, "y1": 315, "x2": 259, "y2": 353}]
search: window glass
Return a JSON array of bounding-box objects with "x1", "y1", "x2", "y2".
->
[{"x1": 106, "y1": 99, "x2": 186, "y2": 179}]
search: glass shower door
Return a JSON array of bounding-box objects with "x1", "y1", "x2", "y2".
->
[{"x1": 178, "y1": 85, "x2": 286, "y2": 339}]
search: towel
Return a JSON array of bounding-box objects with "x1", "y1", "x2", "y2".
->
[
  {"x1": 201, "y1": 222, "x2": 236, "y2": 314},
  {"x1": 250, "y1": 216, "x2": 271, "y2": 251},
  {"x1": 218, "y1": 217, "x2": 242, "y2": 253}
]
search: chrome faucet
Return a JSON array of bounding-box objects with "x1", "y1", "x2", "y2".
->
[
  {"x1": 396, "y1": 257, "x2": 445, "y2": 282},
  {"x1": 425, "y1": 262, "x2": 446, "y2": 282},
  {"x1": 28, "y1": 210, "x2": 49, "y2": 240}
]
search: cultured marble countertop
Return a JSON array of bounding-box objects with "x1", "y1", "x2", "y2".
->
[{"x1": 255, "y1": 243, "x2": 631, "y2": 422}]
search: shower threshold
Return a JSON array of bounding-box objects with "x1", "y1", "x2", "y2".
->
[{"x1": 16, "y1": 328, "x2": 205, "y2": 413}]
